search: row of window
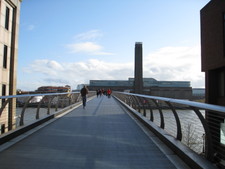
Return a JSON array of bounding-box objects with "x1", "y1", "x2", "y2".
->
[
  {"x1": 1, "y1": 4, "x2": 10, "y2": 108},
  {"x1": 2, "y1": 5, "x2": 11, "y2": 69},
  {"x1": 1, "y1": 6, "x2": 10, "y2": 134}
]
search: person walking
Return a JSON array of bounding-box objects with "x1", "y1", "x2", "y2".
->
[
  {"x1": 80, "y1": 85, "x2": 88, "y2": 109},
  {"x1": 107, "y1": 88, "x2": 112, "y2": 98}
]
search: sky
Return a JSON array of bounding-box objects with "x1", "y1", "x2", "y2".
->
[{"x1": 17, "y1": 0, "x2": 211, "y2": 91}]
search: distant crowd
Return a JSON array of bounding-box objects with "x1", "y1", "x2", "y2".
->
[{"x1": 96, "y1": 89, "x2": 112, "y2": 98}]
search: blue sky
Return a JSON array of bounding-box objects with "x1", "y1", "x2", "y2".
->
[{"x1": 18, "y1": 0, "x2": 210, "y2": 91}]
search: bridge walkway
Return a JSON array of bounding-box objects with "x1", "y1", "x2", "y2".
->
[{"x1": 0, "y1": 96, "x2": 190, "y2": 169}]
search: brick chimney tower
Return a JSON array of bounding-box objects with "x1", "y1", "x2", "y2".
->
[{"x1": 134, "y1": 42, "x2": 143, "y2": 94}]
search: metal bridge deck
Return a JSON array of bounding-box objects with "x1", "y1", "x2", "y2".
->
[{"x1": 0, "y1": 96, "x2": 190, "y2": 169}]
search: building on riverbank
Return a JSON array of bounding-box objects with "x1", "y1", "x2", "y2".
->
[
  {"x1": 201, "y1": 0, "x2": 225, "y2": 167},
  {"x1": 87, "y1": 77, "x2": 193, "y2": 99},
  {"x1": 0, "y1": 0, "x2": 22, "y2": 133}
]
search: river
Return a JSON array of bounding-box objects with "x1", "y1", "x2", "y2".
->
[{"x1": 138, "y1": 109, "x2": 205, "y2": 154}]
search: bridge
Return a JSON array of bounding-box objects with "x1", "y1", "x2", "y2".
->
[{"x1": 0, "y1": 92, "x2": 224, "y2": 169}]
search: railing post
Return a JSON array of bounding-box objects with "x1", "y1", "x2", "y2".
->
[
  {"x1": 36, "y1": 96, "x2": 45, "y2": 119},
  {"x1": 47, "y1": 96, "x2": 56, "y2": 115},
  {"x1": 130, "y1": 96, "x2": 136, "y2": 110},
  {"x1": 165, "y1": 101, "x2": 182, "y2": 141},
  {"x1": 128, "y1": 96, "x2": 132, "y2": 107},
  {"x1": 55, "y1": 96, "x2": 59, "y2": 111},
  {"x1": 147, "y1": 99, "x2": 154, "y2": 122},
  {"x1": 132, "y1": 96, "x2": 141, "y2": 112},
  {"x1": 134, "y1": 96, "x2": 141, "y2": 113},
  {"x1": 20, "y1": 97, "x2": 34, "y2": 126},
  {"x1": 191, "y1": 107, "x2": 214, "y2": 161},
  {"x1": 68, "y1": 94, "x2": 72, "y2": 106},
  {"x1": 151, "y1": 99, "x2": 165, "y2": 129},
  {"x1": 139, "y1": 97, "x2": 146, "y2": 117}
]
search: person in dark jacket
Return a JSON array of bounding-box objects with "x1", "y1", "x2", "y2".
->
[{"x1": 80, "y1": 85, "x2": 88, "y2": 109}]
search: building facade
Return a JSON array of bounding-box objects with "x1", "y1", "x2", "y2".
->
[
  {"x1": 85, "y1": 41, "x2": 192, "y2": 99},
  {"x1": 88, "y1": 78, "x2": 192, "y2": 99},
  {"x1": 0, "y1": 0, "x2": 21, "y2": 133},
  {"x1": 201, "y1": 0, "x2": 225, "y2": 167}
]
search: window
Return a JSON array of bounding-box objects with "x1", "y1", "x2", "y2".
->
[
  {"x1": 3, "y1": 45, "x2": 8, "y2": 69},
  {"x1": 1, "y1": 84, "x2": 6, "y2": 105},
  {"x1": 5, "y1": 7, "x2": 10, "y2": 30},
  {"x1": 218, "y1": 69, "x2": 225, "y2": 97}
]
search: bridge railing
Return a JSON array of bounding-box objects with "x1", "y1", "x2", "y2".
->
[
  {"x1": 113, "y1": 92, "x2": 225, "y2": 168},
  {"x1": 0, "y1": 91, "x2": 95, "y2": 134}
]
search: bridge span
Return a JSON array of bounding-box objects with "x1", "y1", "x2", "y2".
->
[
  {"x1": 0, "y1": 92, "x2": 222, "y2": 169},
  {"x1": 0, "y1": 96, "x2": 191, "y2": 169}
]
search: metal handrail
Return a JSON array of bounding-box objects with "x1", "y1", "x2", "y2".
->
[
  {"x1": 113, "y1": 92, "x2": 225, "y2": 166},
  {"x1": 0, "y1": 91, "x2": 95, "y2": 132},
  {"x1": 120, "y1": 92, "x2": 225, "y2": 113},
  {"x1": 0, "y1": 92, "x2": 76, "y2": 99}
]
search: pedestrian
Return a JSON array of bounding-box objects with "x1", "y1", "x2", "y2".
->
[
  {"x1": 80, "y1": 85, "x2": 88, "y2": 109},
  {"x1": 107, "y1": 88, "x2": 112, "y2": 98},
  {"x1": 96, "y1": 89, "x2": 99, "y2": 97}
]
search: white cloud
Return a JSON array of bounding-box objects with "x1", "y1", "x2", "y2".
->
[
  {"x1": 20, "y1": 59, "x2": 133, "y2": 90},
  {"x1": 67, "y1": 42, "x2": 114, "y2": 55},
  {"x1": 23, "y1": 60, "x2": 64, "y2": 76},
  {"x1": 67, "y1": 42, "x2": 102, "y2": 53},
  {"x1": 144, "y1": 45, "x2": 205, "y2": 87},
  {"x1": 66, "y1": 30, "x2": 114, "y2": 55},
  {"x1": 75, "y1": 30, "x2": 103, "y2": 41},
  {"x1": 27, "y1": 24, "x2": 35, "y2": 31},
  {"x1": 19, "y1": 45, "x2": 205, "y2": 91}
]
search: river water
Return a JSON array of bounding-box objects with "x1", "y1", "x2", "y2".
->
[
  {"x1": 15, "y1": 107, "x2": 61, "y2": 126},
  {"x1": 143, "y1": 109, "x2": 205, "y2": 154}
]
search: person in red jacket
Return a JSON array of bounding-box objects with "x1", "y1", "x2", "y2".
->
[{"x1": 107, "y1": 88, "x2": 112, "y2": 98}]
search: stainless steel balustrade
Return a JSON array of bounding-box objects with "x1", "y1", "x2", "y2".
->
[
  {"x1": 0, "y1": 92, "x2": 95, "y2": 132},
  {"x1": 113, "y1": 92, "x2": 225, "y2": 167}
]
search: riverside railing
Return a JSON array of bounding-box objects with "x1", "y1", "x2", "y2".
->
[
  {"x1": 113, "y1": 92, "x2": 225, "y2": 168},
  {"x1": 0, "y1": 91, "x2": 95, "y2": 134}
]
